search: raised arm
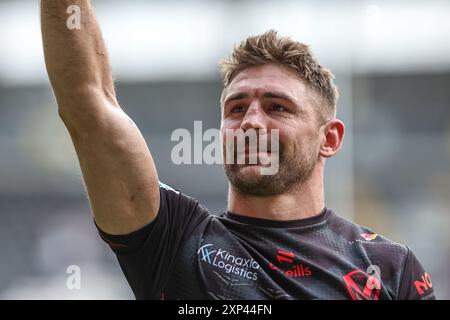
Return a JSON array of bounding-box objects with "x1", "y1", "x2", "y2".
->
[{"x1": 41, "y1": 0, "x2": 160, "y2": 235}]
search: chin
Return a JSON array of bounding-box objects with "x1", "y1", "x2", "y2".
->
[{"x1": 234, "y1": 165, "x2": 268, "y2": 185}]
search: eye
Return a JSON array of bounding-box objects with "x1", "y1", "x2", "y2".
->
[
  {"x1": 231, "y1": 105, "x2": 245, "y2": 113},
  {"x1": 271, "y1": 104, "x2": 287, "y2": 112}
]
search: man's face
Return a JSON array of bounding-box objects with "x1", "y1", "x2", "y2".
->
[{"x1": 220, "y1": 63, "x2": 324, "y2": 196}]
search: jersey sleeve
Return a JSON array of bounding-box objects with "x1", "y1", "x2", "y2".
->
[
  {"x1": 398, "y1": 247, "x2": 436, "y2": 300},
  {"x1": 95, "y1": 182, "x2": 210, "y2": 299}
]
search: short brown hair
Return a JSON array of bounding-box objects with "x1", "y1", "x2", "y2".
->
[{"x1": 220, "y1": 30, "x2": 338, "y2": 120}]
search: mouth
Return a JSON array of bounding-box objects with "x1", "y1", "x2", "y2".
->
[{"x1": 235, "y1": 150, "x2": 272, "y2": 166}]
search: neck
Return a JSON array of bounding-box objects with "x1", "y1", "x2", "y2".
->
[{"x1": 227, "y1": 162, "x2": 325, "y2": 221}]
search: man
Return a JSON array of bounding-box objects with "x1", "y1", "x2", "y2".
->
[{"x1": 41, "y1": 1, "x2": 435, "y2": 300}]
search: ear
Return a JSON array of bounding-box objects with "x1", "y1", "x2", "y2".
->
[{"x1": 319, "y1": 119, "x2": 345, "y2": 158}]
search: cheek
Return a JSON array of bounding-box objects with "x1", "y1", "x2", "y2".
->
[
  {"x1": 281, "y1": 128, "x2": 318, "y2": 153},
  {"x1": 220, "y1": 121, "x2": 236, "y2": 149},
  {"x1": 221, "y1": 118, "x2": 241, "y2": 131},
  {"x1": 220, "y1": 118, "x2": 247, "y2": 144},
  {"x1": 272, "y1": 130, "x2": 293, "y2": 156},
  {"x1": 303, "y1": 131, "x2": 322, "y2": 155}
]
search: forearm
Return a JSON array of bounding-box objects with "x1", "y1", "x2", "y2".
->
[{"x1": 41, "y1": 0, "x2": 116, "y2": 110}]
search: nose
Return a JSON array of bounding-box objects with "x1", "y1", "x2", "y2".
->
[{"x1": 240, "y1": 102, "x2": 267, "y2": 131}]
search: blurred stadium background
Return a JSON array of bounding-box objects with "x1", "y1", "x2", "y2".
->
[{"x1": 0, "y1": 0, "x2": 449, "y2": 299}]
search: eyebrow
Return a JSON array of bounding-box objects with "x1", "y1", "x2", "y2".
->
[{"x1": 224, "y1": 91, "x2": 297, "y2": 106}]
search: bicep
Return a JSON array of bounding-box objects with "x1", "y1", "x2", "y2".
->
[{"x1": 63, "y1": 97, "x2": 160, "y2": 235}]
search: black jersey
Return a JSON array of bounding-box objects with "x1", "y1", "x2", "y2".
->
[{"x1": 97, "y1": 183, "x2": 435, "y2": 300}]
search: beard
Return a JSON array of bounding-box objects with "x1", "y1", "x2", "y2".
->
[{"x1": 223, "y1": 140, "x2": 318, "y2": 197}]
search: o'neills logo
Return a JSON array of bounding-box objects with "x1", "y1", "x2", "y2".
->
[
  {"x1": 268, "y1": 249, "x2": 312, "y2": 278},
  {"x1": 197, "y1": 244, "x2": 260, "y2": 281}
]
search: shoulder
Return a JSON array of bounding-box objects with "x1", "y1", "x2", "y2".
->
[
  {"x1": 159, "y1": 182, "x2": 209, "y2": 214},
  {"x1": 327, "y1": 211, "x2": 426, "y2": 298},
  {"x1": 327, "y1": 210, "x2": 410, "y2": 264},
  {"x1": 329, "y1": 211, "x2": 408, "y2": 247},
  {"x1": 155, "y1": 182, "x2": 215, "y2": 237}
]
